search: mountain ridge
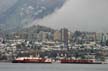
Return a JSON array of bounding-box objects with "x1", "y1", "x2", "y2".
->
[{"x1": 0, "y1": 0, "x2": 66, "y2": 32}]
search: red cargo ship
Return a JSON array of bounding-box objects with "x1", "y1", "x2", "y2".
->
[
  {"x1": 12, "y1": 57, "x2": 52, "y2": 63},
  {"x1": 60, "y1": 59, "x2": 102, "y2": 64}
]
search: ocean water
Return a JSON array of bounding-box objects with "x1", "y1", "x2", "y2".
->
[{"x1": 0, "y1": 63, "x2": 108, "y2": 71}]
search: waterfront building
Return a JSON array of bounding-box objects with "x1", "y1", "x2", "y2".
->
[
  {"x1": 95, "y1": 32, "x2": 102, "y2": 43},
  {"x1": 47, "y1": 32, "x2": 53, "y2": 41},
  {"x1": 60, "y1": 28, "x2": 68, "y2": 48},
  {"x1": 68, "y1": 31, "x2": 73, "y2": 43},
  {"x1": 86, "y1": 32, "x2": 96, "y2": 42},
  {"x1": 101, "y1": 33, "x2": 107, "y2": 45},
  {"x1": 37, "y1": 31, "x2": 48, "y2": 41},
  {"x1": 53, "y1": 30, "x2": 61, "y2": 42}
]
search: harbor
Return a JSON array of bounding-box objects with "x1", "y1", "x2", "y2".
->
[{"x1": 0, "y1": 25, "x2": 108, "y2": 64}]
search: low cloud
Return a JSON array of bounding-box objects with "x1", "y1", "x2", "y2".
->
[{"x1": 38, "y1": 0, "x2": 108, "y2": 32}]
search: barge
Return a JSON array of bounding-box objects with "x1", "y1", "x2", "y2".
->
[{"x1": 60, "y1": 59, "x2": 103, "y2": 64}]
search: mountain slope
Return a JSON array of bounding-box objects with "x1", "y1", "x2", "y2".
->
[{"x1": 0, "y1": 0, "x2": 66, "y2": 31}]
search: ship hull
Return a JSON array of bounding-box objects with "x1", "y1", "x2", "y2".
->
[
  {"x1": 12, "y1": 57, "x2": 52, "y2": 63},
  {"x1": 60, "y1": 59, "x2": 102, "y2": 64},
  {"x1": 12, "y1": 61, "x2": 52, "y2": 63}
]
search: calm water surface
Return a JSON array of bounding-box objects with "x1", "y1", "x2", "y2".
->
[{"x1": 0, "y1": 63, "x2": 108, "y2": 71}]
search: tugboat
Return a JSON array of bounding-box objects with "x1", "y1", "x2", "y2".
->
[{"x1": 12, "y1": 57, "x2": 52, "y2": 63}]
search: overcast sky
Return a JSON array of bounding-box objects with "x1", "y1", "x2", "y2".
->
[
  {"x1": 37, "y1": 0, "x2": 108, "y2": 32},
  {"x1": 0, "y1": 0, "x2": 108, "y2": 32}
]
